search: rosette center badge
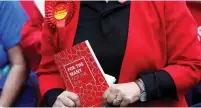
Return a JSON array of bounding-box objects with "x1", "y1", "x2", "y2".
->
[
  {"x1": 54, "y1": 4, "x2": 68, "y2": 20},
  {"x1": 45, "y1": 1, "x2": 76, "y2": 28}
]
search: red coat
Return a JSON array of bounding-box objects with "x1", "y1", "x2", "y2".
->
[
  {"x1": 37, "y1": 1, "x2": 201, "y2": 106},
  {"x1": 20, "y1": 1, "x2": 43, "y2": 71},
  {"x1": 19, "y1": 1, "x2": 44, "y2": 105},
  {"x1": 187, "y1": 1, "x2": 201, "y2": 44}
]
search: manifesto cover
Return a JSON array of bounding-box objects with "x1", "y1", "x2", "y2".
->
[{"x1": 54, "y1": 40, "x2": 109, "y2": 107}]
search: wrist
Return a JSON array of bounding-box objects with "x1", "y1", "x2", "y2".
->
[
  {"x1": 130, "y1": 82, "x2": 141, "y2": 98},
  {"x1": 135, "y1": 79, "x2": 147, "y2": 102}
]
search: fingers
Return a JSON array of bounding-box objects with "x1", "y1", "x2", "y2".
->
[
  {"x1": 57, "y1": 93, "x2": 75, "y2": 107},
  {"x1": 103, "y1": 85, "x2": 138, "y2": 107},
  {"x1": 103, "y1": 87, "x2": 112, "y2": 100},
  {"x1": 107, "y1": 89, "x2": 118, "y2": 104},
  {"x1": 61, "y1": 96, "x2": 75, "y2": 107},
  {"x1": 113, "y1": 93, "x2": 123, "y2": 106},
  {"x1": 113, "y1": 99, "x2": 120, "y2": 106},
  {"x1": 54, "y1": 91, "x2": 80, "y2": 107},
  {"x1": 120, "y1": 97, "x2": 130, "y2": 107},
  {"x1": 53, "y1": 100, "x2": 65, "y2": 107},
  {"x1": 65, "y1": 91, "x2": 80, "y2": 107},
  {"x1": 120, "y1": 96, "x2": 139, "y2": 107},
  {"x1": 104, "y1": 86, "x2": 122, "y2": 106}
]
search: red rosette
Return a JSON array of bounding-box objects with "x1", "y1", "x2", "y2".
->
[{"x1": 45, "y1": 1, "x2": 76, "y2": 28}]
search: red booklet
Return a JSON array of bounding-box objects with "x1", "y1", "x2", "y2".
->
[{"x1": 54, "y1": 40, "x2": 109, "y2": 107}]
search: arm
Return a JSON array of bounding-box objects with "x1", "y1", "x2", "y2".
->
[
  {"x1": 38, "y1": 22, "x2": 81, "y2": 107},
  {"x1": 139, "y1": 1, "x2": 201, "y2": 101},
  {"x1": 0, "y1": 1, "x2": 29, "y2": 106},
  {"x1": 0, "y1": 46, "x2": 28, "y2": 107},
  {"x1": 36, "y1": 23, "x2": 65, "y2": 106},
  {"x1": 20, "y1": 1, "x2": 44, "y2": 71}
]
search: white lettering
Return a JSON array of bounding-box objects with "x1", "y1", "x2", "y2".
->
[
  {"x1": 70, "y1": 69, "x2": 82, "y2": 76},
  {"x1": 68, "y1": 66, "x2": 76, "y2": 71},
  {"x1": 76, "y1": 62, "x2": 84, "y2": 68}
]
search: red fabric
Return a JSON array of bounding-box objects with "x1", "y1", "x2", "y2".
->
[
  {"x1": 20, "y1": 1, "x2": 43, "y2": 71},
  {"x1": 37, "y1": 1, "x2": 201, "y2": 106},
  {"x1": 187, "y1": 2, "x2": 201, "y2": 44},
  {"x1": 19, "y1": 1, "x2": 43, "y2": 105}
]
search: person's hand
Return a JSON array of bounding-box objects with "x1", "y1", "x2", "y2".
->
[
  {"x1": 53, "y1": 91, "x2": 80, "y2": 107},
  {"x1": 103, "y1": 82, "x2": 140, "y2": 107}
]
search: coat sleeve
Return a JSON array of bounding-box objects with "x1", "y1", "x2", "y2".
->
[
  {"x1": 36, "y1": 22, "x2": 65, "y2": 96},
  {"x1": 163, "y1": 1, "x2": 201, "y2": 95},
  {"x1": 139, "y1": 2, "x2": 201, "y2": 101},
  {"x1": 20, "y1": 2, "x2": 43, "y2": 71}
]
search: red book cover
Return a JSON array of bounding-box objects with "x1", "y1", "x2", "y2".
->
[{"x1": 54, "y1": 40, "x2": 109, "y2": 107}]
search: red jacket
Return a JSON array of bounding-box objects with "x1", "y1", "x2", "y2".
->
[
  {"x1": 187, "y1": 1, "x2": 201, "y2": 44},
  {"x1": 37, "y1": 1, "x2": 201, "y2": 106},
  {"x1": 20, "y1": 1, "x2": 43, "y2": 71}
]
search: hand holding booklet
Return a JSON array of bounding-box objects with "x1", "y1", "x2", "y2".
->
[{"x1": 54, "y1": 40, "x2": 116, "y2": 107}]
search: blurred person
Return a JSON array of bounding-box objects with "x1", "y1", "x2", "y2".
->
[
  {"x1": 0, "y1": 1, "x2": 37, "y2": 107},
  {"x1": 19, "y1": 0, "x2": 44, "y2": 106},
  {"x1": 37, "y1": 1, "x2": 201, "y2": 107},
  {"x1": 186, "y1": 1, "x2": 201, "y2": 107},
  {"x1": 20, "y1": 0, "x2": 44, "y2": 71}
]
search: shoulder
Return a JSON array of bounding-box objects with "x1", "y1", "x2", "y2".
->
[
  {"x1": 0, "y1": 1, "x2": 27, "y2": 18},
  {"x1": 0, "y1": 1, "x2": 23, "y2": 10}
]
